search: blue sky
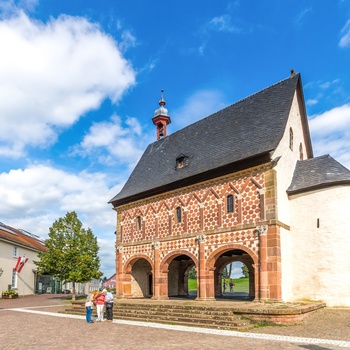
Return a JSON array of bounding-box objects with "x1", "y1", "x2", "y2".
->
[{"x1": 1, "y1": 0, "x2": 350, "y2": 278}]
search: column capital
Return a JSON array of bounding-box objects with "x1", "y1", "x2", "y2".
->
[
  {"x1": 258, "y1": 188, "x2": 266, "y2": 195},
  {"x1": 255, "y1": 225, "x2": 268, "y2": 236},
  {"x1": 195, "y1": 234, "x2": 206, "y2": 243},
  {"x1": 152, "y1": 241, "x2": 160, "y2": 250},
  {"x1": 116, "y1": 245, "x2": 124, "y2": 253}
]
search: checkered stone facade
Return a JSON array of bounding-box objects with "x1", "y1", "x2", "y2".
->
[{"x1": 115, "y1": 166, "x2": 281, "y2": 301}]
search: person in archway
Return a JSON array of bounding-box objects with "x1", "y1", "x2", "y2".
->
[
  {"x1": 223, "y1": 279, "x2": 227, "y2": 293},
  {"x1": 229, "y1": 279, "x2": 235, "y2": 293}
]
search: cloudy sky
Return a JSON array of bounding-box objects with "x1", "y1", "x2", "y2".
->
[{"x1": 1, "y1": 0, "x2": 350, "y2": 278}]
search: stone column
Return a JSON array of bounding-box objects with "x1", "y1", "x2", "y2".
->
[
  {"x1": 256, "y1": 225, "x2": 268, "y2": 300},
  {"x1": 116, "y1": 245, "x2": 124, "y2": 298},
  {"x1": 152, "y1": 241, "x2": 168, "y2": 300},
  {"x1": 196, "y1": 234, "x2": 213, "y2": 300}
]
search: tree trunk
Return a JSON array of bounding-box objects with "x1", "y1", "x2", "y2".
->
[
  {"x1": 228, "y1": 263, "x2": 232, "y2": 279},
  {"x1": 72, "y1": 281, "x2": 76, "y2": 301}
]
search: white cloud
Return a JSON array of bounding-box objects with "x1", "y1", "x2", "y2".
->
[
  {"x1": 339, "y1": 19, "x2": 350, "y2": 48},
  {"x1": 209, "y1": 15, "x2": 239, "y2": 33},
  {"x1": 0, "y1": 164, "x2": 121, "y2": 277},
  {"x1": 0, "y1": 11, "x2": 136, "y2": 158},
  {"x1": 306, "y1": 99, "x2": 318, "y2": 106},
  {"x1": 309, "y1": 104, "x2": 350, "y2": 169},
  {"x1": 119, "y1": 29, "x2": 138, "y2": 53},
  {"x1": 294, "y1": 8, "x2": 312, "y2": 26},
  {"x1": 171, "y1": 90, "x2": 227, "y2": 130},
  {"x1": 74, "y1": 114, "x2": 147, "y2": 167}
]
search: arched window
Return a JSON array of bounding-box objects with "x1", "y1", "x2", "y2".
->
[
  {"x1": 289, "y1": 128, "x2": 294, "y2": 151},
  {"x1": 227, "y1": 195, "x2": 234, "y2": 213},
  {"x1": 136, "y1": 216, "x2": 142, "y2": 231},
  {"x1": 176, "y1": 207, "x2": 182, "y2": 223},
  {"x1": 299, "y1": 143, "x2": 303, "y2": 160}
]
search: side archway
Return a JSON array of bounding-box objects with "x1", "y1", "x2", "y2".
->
[
  {"x1": 123, "y1": 254, "x2": 154, "y2": 298},
  {"x1": 160, "y1": 250, "x2": 198, "y2": 298},
  {"x1": 206, "y1": 244, "x2": 258, "y2": 300}
]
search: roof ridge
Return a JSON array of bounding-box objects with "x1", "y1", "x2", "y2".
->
[
  {"x1": 152, "y1": 73, "x2": 300, "y2": 145},
  {"x1": 217, "y1": 73, "x2": 300, "y2": 114}
]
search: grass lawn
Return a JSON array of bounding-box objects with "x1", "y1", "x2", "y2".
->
[{"x1": 188, "y1": 277, "x2": 249, "y2": 292}]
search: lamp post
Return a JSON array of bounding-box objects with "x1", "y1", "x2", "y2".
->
[{"x1": 0, "y1": 267, "x2": 3, "y2": 276}]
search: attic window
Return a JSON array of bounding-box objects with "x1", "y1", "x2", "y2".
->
[
  {"x1": 289, "y1": 128, "x2": 294, "y2": 151},
  {"x1": 176, "y1": 155, "x2": 188, "y2": 169}
]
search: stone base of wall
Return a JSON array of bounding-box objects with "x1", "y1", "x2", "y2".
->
[{"x1": 233, "y1": 302, "x2": 326, "y2": 325}]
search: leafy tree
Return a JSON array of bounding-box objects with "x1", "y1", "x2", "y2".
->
[
  {"x1": 222, "y1": 266, "x2": 229, "y2": 278},
  {"x1": 35, "y1": 211, "x2": 102, "y2": 300},
  {"x1": 242, "y1": 264, "x2": 249, "y2": 278},
  {"x1": 188, "y1": 266, "x2": 197, "y2": 279}
]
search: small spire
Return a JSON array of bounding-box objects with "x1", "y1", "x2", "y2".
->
[
  {"x1": 152, "y1": 89, "x2": 171, "y2": 140},
  {"x1": 290, "y1": 69, "x2": 295, "y2": 77},
  {"x1": 159, "y1": 89, "x2": 166, "y2": 106}
]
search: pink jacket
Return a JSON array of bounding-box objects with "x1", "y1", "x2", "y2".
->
[{"x1": 95, "y1": 293, "x2": 106, "y2": 305}]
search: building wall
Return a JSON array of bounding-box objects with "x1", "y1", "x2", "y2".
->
[
  {"x1": 118, "y1": 167, "x2": 267, "y2": 265},
  {"x1": 288, "y1": 186, "x2": 350, "y2": 306},
  {"x1": 272, "y1": 91, "x2": 311, "y2": 302},
  {"x1": 273, "y1": 91, "x2": 310, "y2": 227},
  {"x1": 0, "y1": 241, "x2": 38, "y2": 296},
  {"x1": 116, "y1": 164, "x2": 284, "y2": 300}
]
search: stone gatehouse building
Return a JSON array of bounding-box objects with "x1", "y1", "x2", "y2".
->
[{"x1": 109, "y1": 72, "x2": 350, "y2": 306}]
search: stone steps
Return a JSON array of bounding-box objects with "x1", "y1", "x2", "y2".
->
[{"x1": 63, "y1": 301, "x2": 254, "y2": 331}]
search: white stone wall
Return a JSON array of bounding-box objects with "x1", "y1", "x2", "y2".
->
[
  {"x1": 273, "y1": 91, "x2": 310, "y2": 227},
  {"x1": 287, "y1": 186, "x2": 350, "y2": 306},
  {"x1": 272, "y1": 91, "x2": 312, "y2": 303},
  {"x1": 280, "y1": 226, "x2": 293, "y2": 301}
]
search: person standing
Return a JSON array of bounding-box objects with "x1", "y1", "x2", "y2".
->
[
  {"x1": 105, "y1": 290, "x2": 114, "y2": 322},
  {"x1": 95, "y1": 289, "x2": 107, "y2": 322},
  {"x1": 229, "y1": 279, "x2": 235, "y2": 293},
  {"x1": 223, "y1": 279, "x2": 227, "y2": 293},
  {"x1": 85, "y1": 292, "x2": 95, "y2": 323}
]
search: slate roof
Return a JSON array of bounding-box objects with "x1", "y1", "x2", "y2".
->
[
  {"x1": 287, "y1": 154, "x2": 350, "y2": 194},
  {"x1": 110, "y1": 73, "x2": 308, "y2": 207},
  {"x1": 0, "y1": 222, "x2": 46, "y2": 252}
]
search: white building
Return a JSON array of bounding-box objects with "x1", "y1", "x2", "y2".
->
[{"x1": 0, "y1": 222, "x2": 46, "y2": 296}]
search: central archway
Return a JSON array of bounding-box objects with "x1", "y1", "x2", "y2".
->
[{"x1": 207, "y1": 244, "x2": 258, "y2": 300}]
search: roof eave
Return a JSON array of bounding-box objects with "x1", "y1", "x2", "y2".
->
[
  {"x1": 287, "y1": 180, "x2": 350, "y2": 196},
  {"x1": 110, "y1": 150, "x2": 273, "y2": 208}
]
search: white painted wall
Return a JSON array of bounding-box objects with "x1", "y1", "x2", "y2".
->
[
  {"x1": 272, "y1": 91, "x2": 312, "y2": 303},
  {"x1": 0, "y1": 240, "x2": 39, "y2": 296},
  {"x1": 287, "y1": 186, "x2": 350, "y2": 306},
  {"x1": 273, "y1": 91, "x2": 309, "y2": 227}
]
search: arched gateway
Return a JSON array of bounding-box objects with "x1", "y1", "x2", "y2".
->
[{"x1": 110, "y1": 73, "x2": 350, "y2": 304}]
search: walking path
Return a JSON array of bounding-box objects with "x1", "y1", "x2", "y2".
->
[{"x1": 1, "y1": 294, "x2": 349, "y2": 349}]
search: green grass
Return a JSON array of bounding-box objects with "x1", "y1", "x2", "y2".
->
[{"x1": 188, "y1": 277, "x2": 249, "y2": 292}]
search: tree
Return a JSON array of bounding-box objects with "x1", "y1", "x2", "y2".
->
[
  {"x1": 228, "y1": 262, "x2": 233, "y2": 279},
  {"x1": 188, "y1": 266, "x2": 197, "y2": 279},
  {"x1": 35, "y1": 211, "x2": 102, "y2": 300},
  {"x1": 242, "y1": 264, "x2": 249, "y2": 278}
]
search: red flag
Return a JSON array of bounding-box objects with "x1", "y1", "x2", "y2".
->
[{"x1": 14, "y1": 256, "x2": 29, "y2": 273}]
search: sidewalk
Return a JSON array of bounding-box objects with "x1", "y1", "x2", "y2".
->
[{"x1": 1, "y1": 294, "x2": 349, "y2": 349}]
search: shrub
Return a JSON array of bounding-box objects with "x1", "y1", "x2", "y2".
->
[{"x1": 2, "y1": 289, "x2": 19, "y2": 297}]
